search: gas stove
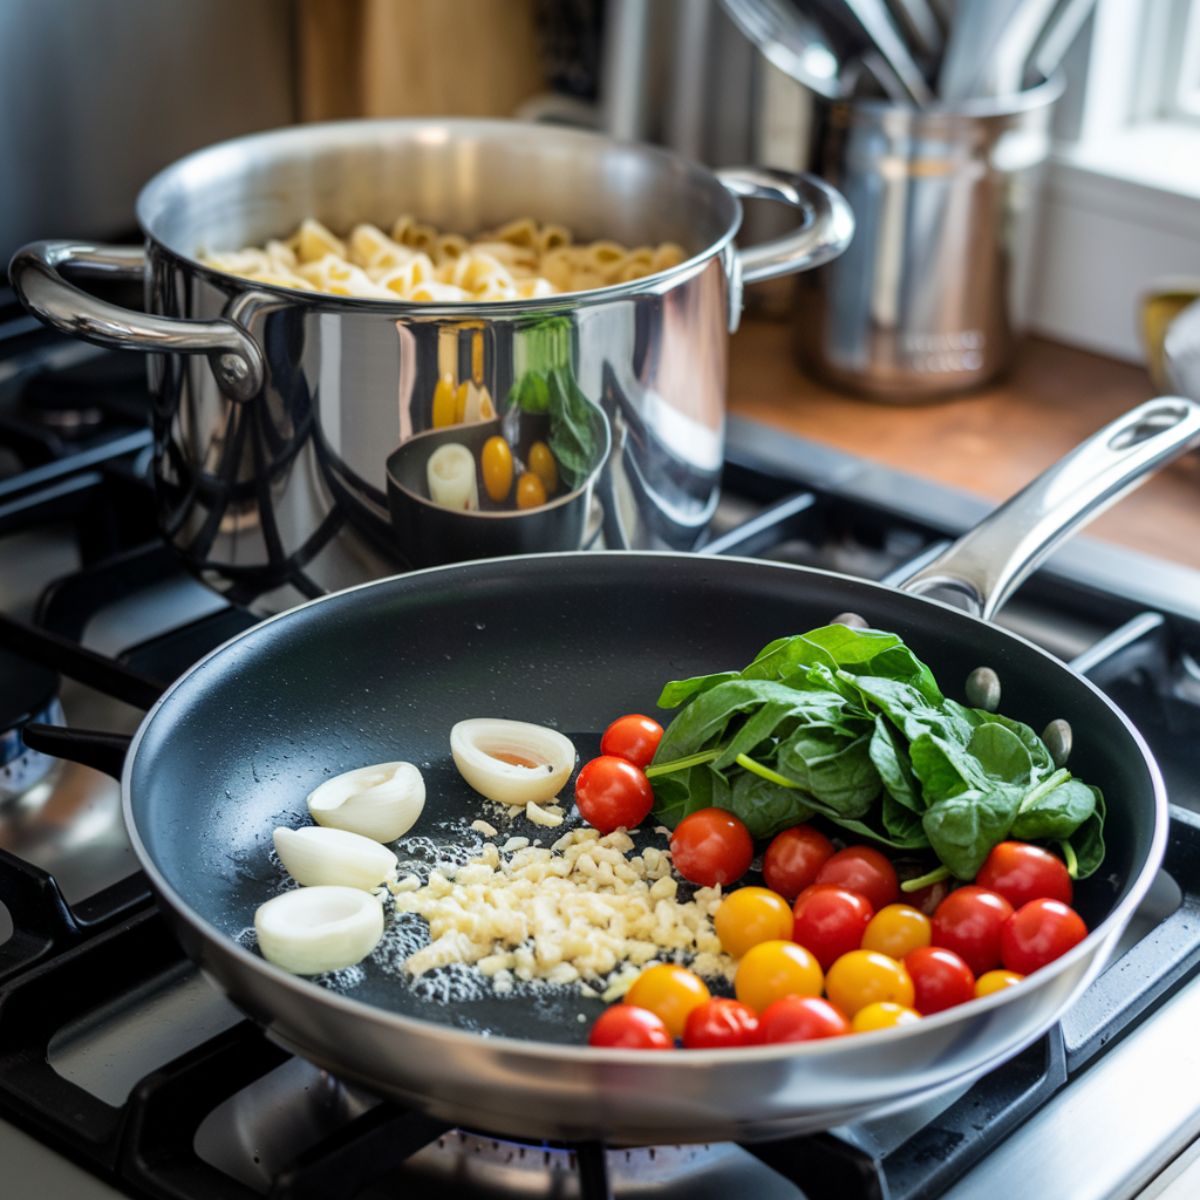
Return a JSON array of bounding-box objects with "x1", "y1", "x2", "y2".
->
[{"x1": 3, "y1": 284, "x2": 1200, "y2": 1200}]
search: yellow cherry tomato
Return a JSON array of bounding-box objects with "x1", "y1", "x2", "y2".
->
[
  {"x1": 528, "y1": 441, "x2": 558, "y2": 495},
  {"x1": 851, "y1": 1001, "x2": 922, "y2": 1033},
  {"x1": 624, "y1": 964, "x2": 710, "y2": 1038},
  {"x1": 432, "y1": 373, "x2": 456, "y2": 428},
  {"x1": 734, "y1": 940, "x2": 823, "y2": 1014},
  {"x1": 861, "y1": 904, "x2": 932, "y2": 961},
  {"x1": 825, "y1": 950, "x2": 915, "y2": 1018},
  {"x1": 480, "y1": 436, "x2": 514, "y2": 503},
  {"x1": 715, "y1": 887, "x2": 795, "y2": 959},
  {"x1": 975, "y1": 969, "x2": 1025, "y2": 998},
  {"x1": 515, "y1": 471, "x2": 548, "y2": 510}
]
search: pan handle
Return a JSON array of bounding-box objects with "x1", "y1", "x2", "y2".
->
[{"x1": 899, "y1": 397, "x2": 1200, "y2": 620}]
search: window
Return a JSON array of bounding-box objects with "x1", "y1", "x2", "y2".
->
[{"x1": 1167, "y1": 0, "x2": 1200, "y2": 120}]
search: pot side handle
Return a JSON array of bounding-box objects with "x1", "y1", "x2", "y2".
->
[
  {"x1": 716, "y1": 167, "x2": 855, "y2": 286},
  {"x1": 898, "y1": 397, "x2": 1200, "y2": 621},
  {"x1": 8, "y1": 240, "x2": 264, "y2": 401}
]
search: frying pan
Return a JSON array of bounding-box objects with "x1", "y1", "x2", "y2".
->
[{"x1": 41, "y1": 397, "x2": 1200, "y2": 1144}]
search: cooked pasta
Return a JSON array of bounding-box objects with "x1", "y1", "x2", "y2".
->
[{"x1": 202, "y1": 216, "x2": 686, "y2": 302}]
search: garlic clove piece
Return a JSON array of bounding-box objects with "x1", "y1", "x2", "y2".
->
[
  {"x1": 254, "y1": 886, "x2": 383, "y2": 975},
  {"x1": 307, "y1": 762, "x2": 425, "y2": 842},
  {"x1": 450, "y1": 718, "x2": 576, "y2": 807},
  {"x1": 273, "y1": 826, "x2": 398, "y2": 890}
]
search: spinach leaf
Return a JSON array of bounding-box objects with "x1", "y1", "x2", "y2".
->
[
  {"x1": 658, "y1": 671, "x2": 741, "y2": 710},
  {"x1": 966, "y1": 723, "x2": 1034, "y2": 785},
  {"x1": 1011, "y1": 776, "x2": 1096, "y2": 841},
  {"x1": 1067, "y1": 787, "x2": 1106, "y2": 878},
  {"x1": 923, "y1": 785, "x2": 1023, "y2": 880},
  {"x1": 721, "y1": 770, "x2": 814, "y2": 840},
  {"x1": 869, "y1": 715, "x2": 922, "y2": 812},
  {"x1": 545, "y1": 368, "x2": 599, "y2": 490},
  {"x1": 776, "y1": 729, "x2": 879, "y2": 818}
]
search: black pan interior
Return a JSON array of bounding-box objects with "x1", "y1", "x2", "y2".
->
[{"x1": 128, "y1": 555, "x2": 1154, "y2": 1043}]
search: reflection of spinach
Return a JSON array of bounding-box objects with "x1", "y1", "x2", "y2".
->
[
  {"x1": 647, "y1": 624, "x2": 1106, "y2": 880},
  {"x1": 508, "y1": 319, "x2": 601, "y2": 490}
]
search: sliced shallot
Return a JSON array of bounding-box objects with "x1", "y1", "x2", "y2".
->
[
  {"x1": 273, "y1": 825, "x2": 398, "y2": 889},
  {"x1": 450, "y1": 718, "x2": 576, "y2": 806},
  {"x1": 254, "y1": 886, "x2": 384, "y2": 975},
  {"x1": 307, "y1": 762, "x2": 425, "y2": 842},
  {"x1": 426, "y1": 443, "x2": 479, "y2": 511}
]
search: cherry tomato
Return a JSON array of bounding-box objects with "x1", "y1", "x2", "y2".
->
[
  {"x1": 931, "y1": 886, "x2": 1014, "y2": 976},
  {"x1": 682, "y1": 998, "x2": 760, "y2": 1049},
  {"x1": 1000, "y1": 899, "x2": 1088, "y2": 974},
  {"x1": 815, "y1": 846, "x2": 900, "y2": 912},
  {"x1": 900, "y1": 872, "x2": 953, "y2": 917},
  {"x1": 600, "y1": 714, "x2": 664, "y2": 769},
  {"x1": 904, "y1": 945, "x2": 976, "y2": 1014},
  {"x1": 851, "y1": 1001, "x2": 921, "y2": 1033},
  {"x1": 528, "y1": 441, "x2": 558, "y2": 496},
  {"x1": 757, "y1": 996, "x2": 850, "y2": 1043},
  {"x1": 575, "y1": 755, "x2": 653, "y2": 834},
  {"x1": 862, "y1": 904, "x2": 932, "y2": 960},
  {"x1": 976, "y1": 842, "x2": 1073, "y2": 908},
  {"x1": 625, "y1": 964, "x2": 711, "y2": 1038},
  {"x1": 480, "y1": 436, "x2": 514, "y2": 502},
  {"x1": 588, "y1": 1005, "x2": 673, "y2": 1049},
  {"x1": 791, "y1": 885, "x2": 874, "y2": 971},
  {"x1": 734, "y1": 939, "x2": 823, "y2": 1013},
  {"x1": 670, "y1": 808, "x2": 754, "y2": 888},
  {"x1": 762, "y1": 824, "x2": 835, "y2": 900},
  {"x1": 515, "y1": 471, "x2": 547, "y2": 510},
  {"x1": 825, "y1": 950, "x2": 915, "y2": 1017},
  {"x1": 715, "y1": 887, "x2": 795, "y2": 959},
  {"x1": 975, "y1": 969, "x2": 1025, "y2": 998}
]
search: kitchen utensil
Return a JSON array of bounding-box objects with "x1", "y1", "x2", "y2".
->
[
  {"x1": 937, "y1": 0, "x2": 1022, "y2": 101},
  {"x1": 1028, "y1": 0, "x2": 1100, "y2": 81},
  {"x1": 977, "y1": 0, "x2": 1062, "y2": 100},
  {"x1": 8, "y1": 119, "x2": 853, "y2": 613},
  {"x1": 29, "y1": 396, "x2": 1200, "y2": 1144},
  {"x1": 813, "y1": 0, "x2": 935, "y2": 105},
  {"x1": 794, "y1": 74, "x2": 1062, "y2": 399},
  {"x1": 884, "y1": 0, "x2": 946, "y2": 62},
  {"x1": 1163, "y1": 298, "x2": 1200, "y2": 400}
]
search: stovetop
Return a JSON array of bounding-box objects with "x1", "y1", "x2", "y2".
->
[{"x1": 3, "y1": 286, "x2": 1200, "y2": 1200}]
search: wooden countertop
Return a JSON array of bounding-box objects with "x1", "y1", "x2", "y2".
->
[{"x1": 729, "y1": 320, "x2": 1200, "y2": 571}]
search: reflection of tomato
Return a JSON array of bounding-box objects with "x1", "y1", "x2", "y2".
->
[
  {"x1": 931, "y1": 887, "x2": 1014, "y2": 976},
  {"x1": 976, "y1": 842, "x2": 1073, "y2": 908},
  {"x1": 588, "y1": 1005, "x2": 673, "y2": 1049},
  {"x1": 528, "y1": 441, "x2": 558, "y2": 495},
  {"x1": 670, "y1": 809, "x2": 754, "y2": 888},
  {"x1": 625, "y1": 965, "x2": 710, "y2": 1038},
  {"x1": 1000, "y1": 899, "x2": 1087, "y2": 974},
  {"x1": 575, "y1": 756, "x2": 654, "y2": 834},
  {"x1": 851, "y1": 1001, "x2": 921, "y2": 1033},
  {"x1": 905, "y1": 946, "x2": 975, "y2": 1014},
  {"x1": 862, "y1": 904, "x2": 931, "y2": 960},
  {"x1": 516, "y1": 472, "x2": 548, "y2": 510},
  {"x1": 825, "y1": 950, "x2": 914, "y2": 1017},
  {"x1": 683, "y1": 998, "x2": 759, "y2": 1049},
  {"x1": 816, "y1": 846, "x2": 900, "y2": 911},
  {"x1": 757, "y1": 996, "x2": 849, "y2": 1043},
  {"x1": 735, "y1": 940, "x2": 823, "y2": 1014},
  {"x1": 715, "y1": 887, "x2": 795, "y2": 959},
  {"x1": 600, "y1": 714, "x2": 663, "y2": 769},
  {"x1": 791, "y1": 885, "x2": 873, "y2": 971},
  {"x1": 762, "y1": 825, "x2": 834, "y2": 900},
  {"x1": 481, "y1": 436, "x2": 514, "y2": 502}
]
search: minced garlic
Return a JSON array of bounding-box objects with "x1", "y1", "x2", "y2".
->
[{"x1": 391, "y1": 828, "x2": 734, "y2": 990}]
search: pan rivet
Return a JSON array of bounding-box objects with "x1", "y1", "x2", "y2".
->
[
  {"x1": 832, "y1": 611, "x2": 868, "y2": 629},
  {"x1": 1042, "y1": 719, "x2": 1073, "y2": 767},
  {"x1": 965, "y1": 667, "x2": 1001, "y2": 712}
]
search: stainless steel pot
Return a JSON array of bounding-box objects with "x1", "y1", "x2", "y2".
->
[{"x1": 9, "y1": 119, "x2": 854, "y2": 611}]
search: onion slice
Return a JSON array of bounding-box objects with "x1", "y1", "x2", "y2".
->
[
  {"x1": 273, "y1": 825, "x2": 398, "y2": 889},
  {"x1": 427, "y1": 443, "x2": 479, "y2": 511},
  {"x1": 450, "y1": 718, "x2": 576, "y2": 806},
  {"x1": 254, "y1": 886, "x2": 384, "y2": 975},
  {"x1": 307, "y1": 762, "x2": 425, "y2": 842}
]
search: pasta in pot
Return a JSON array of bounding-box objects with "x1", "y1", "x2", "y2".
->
[{"x1": 202, "y1": 216, "x2": 686, "y2": 302}]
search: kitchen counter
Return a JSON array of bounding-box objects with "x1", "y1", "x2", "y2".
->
[{"x1": 729, "y1": 320, "x2": 1200, "y2": 570}]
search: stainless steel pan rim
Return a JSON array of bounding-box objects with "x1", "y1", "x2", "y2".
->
[{"x1": 119, "y1": 547, "x2": 1169, "y2": 1070}]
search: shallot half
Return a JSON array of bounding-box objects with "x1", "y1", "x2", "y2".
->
[
  {"x1": 273, "y1": 825, "x2": 398, "y2": 889},
  {"x1": 307, "y1": 762, "x2": 425, "y2": 842},
  {"x1": 450, "y1": 718, "x2": 575, "y2": 806},
  {"x1": 254, "y1": 886, "x2": 384, "y2": 975}
]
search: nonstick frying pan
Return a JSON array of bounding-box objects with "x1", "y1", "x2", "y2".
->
[{"x1": 36, "y1": 397, "x2": 1200, "y2": 1144}]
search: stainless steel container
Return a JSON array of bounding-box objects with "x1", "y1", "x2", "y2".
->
[
  {"x1": 9, "y1": 119, "x2": 852, "y2": 612},
  {"x1": 795, "y1": 77, "x2": 1062, "y2": 400}
]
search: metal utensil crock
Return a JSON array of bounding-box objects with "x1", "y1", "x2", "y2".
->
[
  {"x1": 9, "y1": 119, "x2": 853, "y2": 611},
  {"x1": 795, "y1": 76, "x2": 1061, "y2": 399}
]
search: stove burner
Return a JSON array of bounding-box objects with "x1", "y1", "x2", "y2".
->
[{"x1": 0, "y1": 648, "x2": 61, "y2": 802}]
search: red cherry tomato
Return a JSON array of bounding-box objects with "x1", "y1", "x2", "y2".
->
[
  {"x1": 575, "y1": 755, "x2": 654, "y2": 834},
  {"x1": 756, "y1": 995, "x2": 850, "y2": 1044},
  {"x1": 588, "y1": 1005, "x2": 673, "y2": 1049},
  {"x1": 905, "y1": 945, "x2": 976, "y2": 1014},
  {"x1": 682, "y1": 998, "x2": 760, "y2": 1049},
  {"x1": 976, "y1": 842, "x2": 1073, "y2": 908},
  {"x1": 815, "y1": 846, "x2": 900, "y2": 912},
  {"x1": 1001, "y1": 899, "x2": 1088, "y2": 974},
  {"x1": 763, "y1": 824, "x2": 835, "y2": 900},
  {"x1": 601, "y1": 714, "x2": 664, "y2": 769},
  {"x1": 900, "y1": 873, "x2": 953, "y2": 917},
  {"x1": 670, "y1": 808, "x2": 754, "y2": 887},
  {"x1": 931, "y1": 887, "x2": 1014, "y2": 976},
  {"x1": 791, "y1": 884, "x2": 874, "y2": 971}
]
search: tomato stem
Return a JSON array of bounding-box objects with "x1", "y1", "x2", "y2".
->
[
  {"x1": 644, "y1": 748, "x2": 721, "y2": 778},
  {"x1": 733, "y1": 753, "x2": 802, "y2": 789},
  {"x1": 900, "y1": 865, "x2": 952, "y2": 893},
  {"x1": 1060, "y1": 839, "x2": 1079, "y2": 879}
]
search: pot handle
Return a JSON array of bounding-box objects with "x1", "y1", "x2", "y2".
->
[
  {"x1": 716, "y1": 167, "x2": 855, "y2": 285},
  {"x1": 898, "y1": 397, "x2": 1200, "y2": 620},
  {"x1": 8, "y1": 240, "x2": 264, "y2": 401}
]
